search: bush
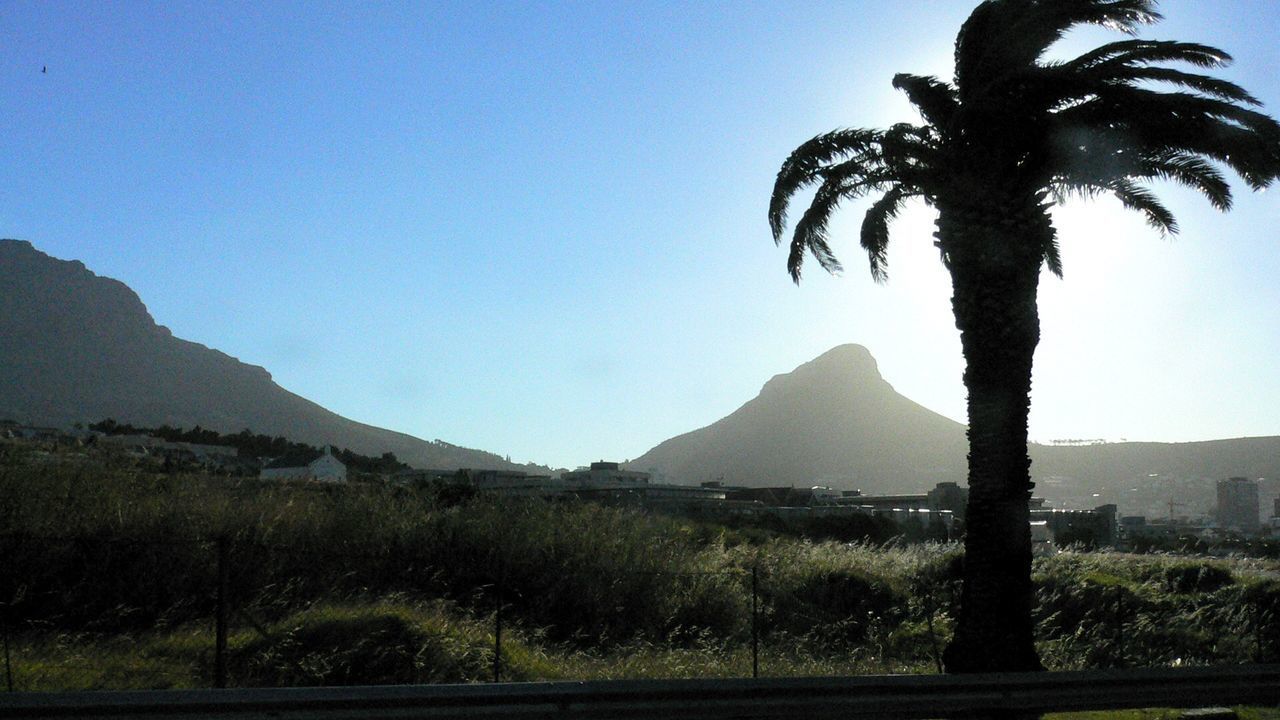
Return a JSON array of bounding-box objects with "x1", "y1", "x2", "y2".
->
[
  {"x1": 1242, "y1": 578, "x2": 1280, "y2": 662},
  {"x1": 748, "y1": 542, "x2": 919, "y2": 648},
  {"x1": 1160, "y1": 562, "x2": 1235, "y2": 594},
  {"x1": 228, "y1": 603, "x2": 496, "y2": 686}
]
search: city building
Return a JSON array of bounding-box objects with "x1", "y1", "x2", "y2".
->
[
  {"x1": 1118, "y1": 514, "x2": 1216, "y2": 547},
  {"x1": 725, "y1": 486, "x2": 838, "y2": 507},
  {"x1": 396, "y1": 461, "x2": 725, "y2": 509},
  {"x1": 565, "y1": 463, "x2": 726, "y2": 508},
  {"x1": 560, "y1": 461, "x2": 653, "y2": 487},
  {"x1": 388, "y1": 465, "x2": 1110, "y2": 545},
  {"x1": 837, "y1": 482, "x2": 971, "y2": 518},
  {"x1": 1031, "y1": 504, "x2": 1117, "y2": 547},
  {"x1": 1216, "y1": 477, "x2": 1260, "y2": 533},
  {"x1": 465, "y1": 469, "x2": 560, "y2": 496}
]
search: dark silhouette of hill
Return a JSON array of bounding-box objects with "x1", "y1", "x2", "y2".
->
[
  {"x1": 628, "y1": 344, "x2": 970, "y2": 493},
  {"x1": 1033, "y1": 438, "x2": 1280, "y2": 483},
  {"x1": 629, "y1": 345, "x2": 1280, "y2": 505},
  {"x1": 0, "y1": 239, "x2": 544, "y2": 472},
  {"x1": 1030, "y1": 438, "x2": 1280, "y2": 516}
]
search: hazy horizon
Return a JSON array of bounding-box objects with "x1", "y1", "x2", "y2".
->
[{"x1": 5, "y1": 1, "x2": 1279, "y2": 469}]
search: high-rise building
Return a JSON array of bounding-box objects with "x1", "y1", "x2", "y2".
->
[{"x1": 1216, "y1": 477, "x2": 1260, "y2": 533}]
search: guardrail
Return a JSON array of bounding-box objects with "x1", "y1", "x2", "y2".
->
[{"x1": 3, "y1": 665, "x2": 1278, "y2": 720}]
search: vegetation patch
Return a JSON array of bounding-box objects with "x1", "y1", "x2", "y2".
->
[
  {"x1": 227, "y1": 602, "x2": 496, "y2": 686},
  {"x1": 3, "y1": 450, "x2": 1278, "y2": 689}
]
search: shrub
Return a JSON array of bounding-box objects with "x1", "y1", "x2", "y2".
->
[
  {"x1": 1160, "y1": 562, "x2": 1235, "y2": 594},
  {"x1": 1242, "y1": 578, "x2": 1280, "y2": 662},
  {"x1": 227, "y1": 603, "x2": 496, "y2": 686},
  {"x1": 748, "y1": 542, "x2": 918, "y2": 647}
]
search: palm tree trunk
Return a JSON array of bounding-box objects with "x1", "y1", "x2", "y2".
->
[{"x1": 937, "y1": 200, "x2": 1047, "y2": 674}]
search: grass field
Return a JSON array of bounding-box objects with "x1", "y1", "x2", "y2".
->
[{"x1": 2, "y1": 440, "x2": 1278, "y2": 691}]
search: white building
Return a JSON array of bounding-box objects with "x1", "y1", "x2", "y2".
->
[{"x1": 260, "y1": 445, "x2": 347, "y2": 482}]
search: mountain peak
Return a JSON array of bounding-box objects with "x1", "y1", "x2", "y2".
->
[
  {"x1": 630, "y1": 344, "x2": 967, "y2": 492},
  {"x1": 814, "y1": 343, "x2": 876, "y2": 364},
  {"x1": 795, "y1": 343, "x2": 882, "y2": 380},
  {"x1": 760, "y1": 344, "x2": 889, "y2": 400}
]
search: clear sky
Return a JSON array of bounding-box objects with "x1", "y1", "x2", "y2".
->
[{"x1": 4, "y1": 1, "x2": 1279, "y2": 469}]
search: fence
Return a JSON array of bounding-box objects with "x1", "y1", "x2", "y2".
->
[
  {"x1": 2, "y1": 531, "x2": 1277, "y2": 692},
  {"x1": 10, "y1": 533, "x2": 772, "y2": 691}
]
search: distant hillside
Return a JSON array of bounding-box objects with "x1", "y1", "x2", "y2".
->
[
  {"x1": 0, "y1": 239, "x2": 545, "y2": 472},
  {"x1": 1033, "y1": 438, "x2": 1280, "y2": 483},
  {"x1": 1030, "y1": 438, "x2": 1280, "y2": 517},
  {"x1": 629, "y1": 344, "x2": 1280, "y2": 516}
]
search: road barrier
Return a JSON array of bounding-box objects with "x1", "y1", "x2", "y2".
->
[{"x1": 3, "y1": 664, "x2": 1278, "y2": 719}]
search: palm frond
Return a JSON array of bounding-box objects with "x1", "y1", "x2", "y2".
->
[
  {"x1": 953, "y1": 0, "x2": 1002, "y2": 94},
  {"x1": 1047, "y1": 178, "x2": 1108, "y2": 205},
  {"x1": 1044, "y1": 122, "x2": 1143, "y2": 185},
  {"x1": 1053, "y1": 87, "x2": 1280, "y2": 189},
  {"x1": 860, "y1": 186, "x2": 911, "y2": 283},
  {"x1": 877, "y1": 123, "x2": 944, "y2": 179},
  {"x1": 1010, "y1": 0, "x2": 1160, "y2": 55},
  {"x1": 1111, "y1": 179, "x2": 1178, "y2": 234},
  {"x1": 771, "y1": 122, "x2": 943, "y2": 283},
  {"x1": 1102, "y1": 67, "x2": 1258, "y2": 104},
  {"x1": 892, "y1": 74, "x2": 959, "y2": 130},
  {"x1": 1065, "y1": 40, "x2": 1232, "y2": 72},
  {"x1": 956, "y1": 0, "x2": 1160, "y2": 97},
  {"x1": 1144, "y1": 152, "x2": 1232, "y2": 211},
  {"x1": 770, "y1": 129, "x2": 883, "y2": 242},
  {"x1": 1181, "y1": 121, "x2": 1280, "y2": 191},
  {"x1": 788, "y1": 180, "x2": 847, "y2": 282},
  {"x1": 1043, "y1": 230, "x2": 1064, "y2": 278},
  {"x1": 1057, "y1": 0, "x2": 1161, "y2": 33}
]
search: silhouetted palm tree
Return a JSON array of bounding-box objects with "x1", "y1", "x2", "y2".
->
[{"x1": 770, "y1": 0, "x2": 1280, "y2": 673}]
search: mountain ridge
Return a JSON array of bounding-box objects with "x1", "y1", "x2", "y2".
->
[
  {"x1": 7, "y1": 237, "x2": 1278, "y2": 516},
  {"x1": 0, "y1": 239, "x2": 545, "y2": 472}
]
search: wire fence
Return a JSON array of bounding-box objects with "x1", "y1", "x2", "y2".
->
[
  {"x1": 0, "y1": 532, "x2": 776, "y2": 691},
  {"x1": 1, "y1": 531, "x2": 1276, "y2": 692}
]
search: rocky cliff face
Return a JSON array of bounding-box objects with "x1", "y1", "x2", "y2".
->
[{"x1": 0, "y1": 239, "x2": 539, "y2": 471}]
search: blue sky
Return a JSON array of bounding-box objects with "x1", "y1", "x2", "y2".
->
[{"x1": 4, "y1": 1, "x2": 1279, "y2": 469}]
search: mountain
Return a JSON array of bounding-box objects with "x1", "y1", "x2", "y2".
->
[
  {"x1": 628, "y1": 344, "x2": 1280, "y2": 516},
  {"x1": 0, "y1": 239, "x2": 542, "y2": 472},
  {"x1": 1029, "y1": 438, "x2": 1280, "y2": 518},
  {"x1": 628, "y1": 344, "x2": 970, "y2": 494}
]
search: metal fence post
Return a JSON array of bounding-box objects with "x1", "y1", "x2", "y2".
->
[
  {"x1": 3, "y1": 608, "x2": 13, "y2": 693},
  {"x1": 751, "y1": 564, "x2": 759, "y2": 679},
  {"x1": 493, "y1": 573, "x2": 503, "y2": 684},
  {"x1": 1114, "y1": 587, "x2": 1126, "y2": 669},
  {"x1": 215, "y1": 537, "x2": 229, "y2": 689},
  {"x1": 1255, "y1": 603, "x2": 1266, "y2": 663}
]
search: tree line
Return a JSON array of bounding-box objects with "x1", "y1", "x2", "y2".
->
[{"x1": 88, "y1": 418, "x2": 409, "y2": 476}]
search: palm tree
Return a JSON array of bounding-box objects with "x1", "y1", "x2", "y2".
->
[{"x1": 770, "y1": 0, "x2": 1280, "y2": 673}]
